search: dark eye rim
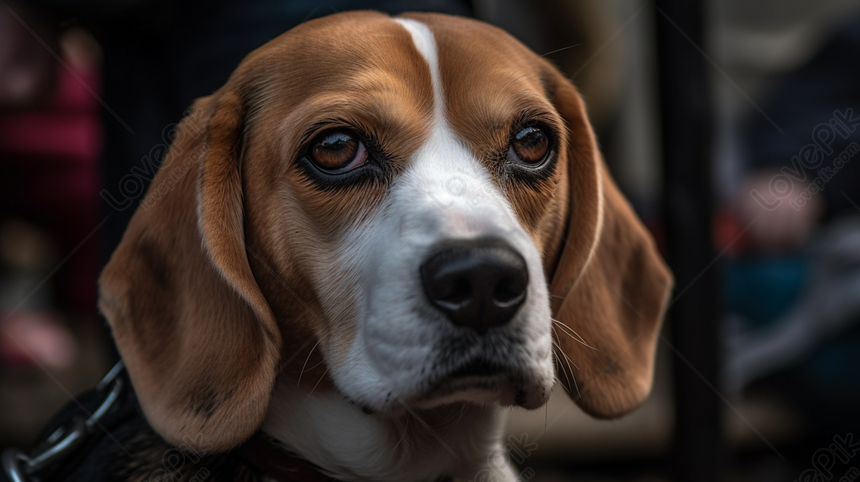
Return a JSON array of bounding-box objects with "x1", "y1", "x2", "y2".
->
[
  {"x1": 296, "y1": 127, "x2": 388, "y2": 190},
  {"x1": 505, "y1": 121, "x2": 556, "y2": 172}
]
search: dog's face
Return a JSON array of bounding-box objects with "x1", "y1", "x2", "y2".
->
[
  {"x1": 250, "y1": 15, "x2": 567, "y2": 413},
  {"x1": 99, "y1": 12, "x2": 671, "y2": 451}
]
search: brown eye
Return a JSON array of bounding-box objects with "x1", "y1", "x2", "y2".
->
[
  {"x1": 507, "y1": 125, "x2": 549, "y2": 165},
  {"x1": 309, "y1": 130, "x2": 368, "y2": 172}
]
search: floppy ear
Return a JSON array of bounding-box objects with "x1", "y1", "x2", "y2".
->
[
  {"x1": 546, "y1": 69, "x2": 673, "y2": 418},
  {"x1": 98, "y1": 87, "x2": 281, "y2": 451}
]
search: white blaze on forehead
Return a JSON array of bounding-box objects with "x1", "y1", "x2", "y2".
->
[
  {"x1": 391, "y1": 17, "x2": 508, "y2": 228},
  {"x1": 393, "y1": 18, "x2": 445, "y2": 121},
  {"x1": 389, "y1": 17, "x2": 519, "y2": 234}
]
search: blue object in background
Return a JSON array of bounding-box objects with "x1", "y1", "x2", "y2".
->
[{"x1": 723, "y1": 255, "x2": 809, "y2": 327}]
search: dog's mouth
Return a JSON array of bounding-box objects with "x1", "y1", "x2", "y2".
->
[
  {"x1": 341, "y1": 355, "x2": 549, "y2": 416},
  {"x1": 405, "y1": 358, "x2": 530, "y2": 408},
  {"x1": 446, "y1": 359, "x2": 507, "y2": 379},
  {"x1": 338, "y1": 328, "x2": 554, "y2": 415}
]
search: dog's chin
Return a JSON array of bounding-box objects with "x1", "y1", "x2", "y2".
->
[
  {"x1": 348, "y1": 370, "x2": 551, "y2": 417},
  {"x1": 410, "y1": 375, "x2": 522, "y2": 409}
]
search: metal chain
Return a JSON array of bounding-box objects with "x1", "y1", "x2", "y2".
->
[{"x1": 2, "y1": 362, "x2": 125, "y2": 482}]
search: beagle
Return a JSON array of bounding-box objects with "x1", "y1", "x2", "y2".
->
[{"x1": 97, "y1": 10, "x2": 672, "y2": 482}]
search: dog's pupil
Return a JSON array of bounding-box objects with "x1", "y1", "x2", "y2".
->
[
  {"x1": 513, "y1": 126, "x2": 547, "y2": 163},
  {"x1": 313, "y1": 131, "x2": 357, "y2": 168}
]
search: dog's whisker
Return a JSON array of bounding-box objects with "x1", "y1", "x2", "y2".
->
[
  {"x1": 305, "y1": 367, "x2": 330, "y2": 402},
  {"x1": 552, "y1": 318, "x2": 597, "y2": 351},
  {"x1": 391, "y1": 413, "x2": 411, "y2": 452},
  {"x1": 437, "y1": 402, "x2": 471, "y2": 435},
  {"x1": 550, "y1": 328, "x2": 580, "y2": 371},
  {"x1": 557, "y1": 345, "x2": 580, "y2": 374},
  {"x1": 552, "y1": 318, "x2": 594, "y2": 348},
  {"x1": 550, "y1": 338, "x2": 573, "y2": 389},
  {"x1": 297, "y1": 337, "x2": 323, "y2": 387},
  {"x1": 545, "y1": 398, "x2": 549, "y2": 433},
  {"x1": 450, "y1": 404, "x2": 469, "y2": 433},
  {"x1": 300, "y1": 357, "x2": 327, "y2": 373},
  {"x1": 561, "y1": 352, "x2": 582, "y2": 399},
  {"x1": 550, "y1": 328, "x2": 581, "y2": 398},
  {"x1": 569, "y1": 366, "x2": 581, "y2": 399}
]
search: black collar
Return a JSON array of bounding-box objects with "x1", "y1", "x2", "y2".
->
[
  {"x1": 235, "y1": 433, "x2": 337, "y2": 482},
  {"x1": 236, "y1": 435, "x2": 457, "y2": 482},
  {"x1": 2, "y1": 363, "x2": 337, "y2": 482},
  {"x1": 3, "y1": 362, "x2": 453, "y2": 482}
]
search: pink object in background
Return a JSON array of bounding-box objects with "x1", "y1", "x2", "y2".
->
[{"x1": 0, "y1": 31, "x2": 103, "y2": 317}]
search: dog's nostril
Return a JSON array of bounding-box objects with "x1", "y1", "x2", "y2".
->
[
  {"x1": 438, "y1": 278, "x2": 472, "y2": 307},
  {"x1": 420, "y1": 238, "x2": 528, "y2": 334},
  {"x1": 494, "y1": 276, "x2": 527, "y2": 306}
]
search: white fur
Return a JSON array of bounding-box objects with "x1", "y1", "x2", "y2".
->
[
  {"x1": 263, "y1": 17, "x2": 555, "y2": 482},
  {"x1": 264, "y1": 384, "x2": 515, "y2": 481}
]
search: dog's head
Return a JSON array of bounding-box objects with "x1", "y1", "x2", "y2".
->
[{"x1": 99, "y1": 11, "x2": 672, "y2": 452}]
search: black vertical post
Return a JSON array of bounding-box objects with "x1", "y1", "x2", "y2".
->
[{"x1": 654, "y1": 1, "x2": 726, "y2": 481}]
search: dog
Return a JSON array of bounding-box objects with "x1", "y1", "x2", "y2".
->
[{"x1": 91, "y1": 10, "x2": 671, "y2": 482}]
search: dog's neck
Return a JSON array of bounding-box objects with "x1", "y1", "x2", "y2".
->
[{"x1": 261, "y1": 380, "x2": 517, "y2": 482}]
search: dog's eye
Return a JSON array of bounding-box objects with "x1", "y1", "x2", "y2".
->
[
  {"x1": 309, "y1": 130, "x2": 369, "y2": 172},
  {"x1": 507, "y1": 125, "x2": 549, "y2": 165}
]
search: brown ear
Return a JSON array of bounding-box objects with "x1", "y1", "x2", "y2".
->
[
  {"x1": 98, "y1": 88, "x2": 281, "y2": 451},
  {"x1": 547, "y1": 69, "x2": 673, "y2": 418}
]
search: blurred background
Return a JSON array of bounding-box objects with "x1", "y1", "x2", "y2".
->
[{"x1": 2, "y1": 0, "x2": 859, "y2": 480}]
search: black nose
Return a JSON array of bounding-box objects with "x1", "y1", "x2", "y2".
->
[{"x1": 420, "y1": 238, "x2": 529, "y2": 334}]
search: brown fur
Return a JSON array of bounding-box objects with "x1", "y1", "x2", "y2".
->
[{"x1": 99, "y1": 10, "x2": 672, "y2": 455}]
